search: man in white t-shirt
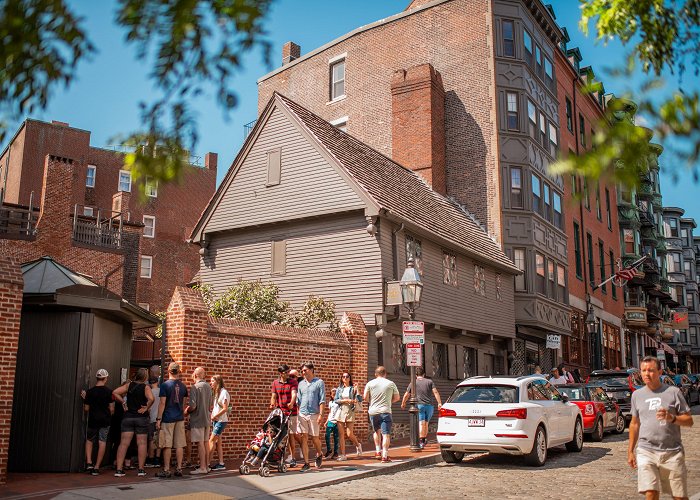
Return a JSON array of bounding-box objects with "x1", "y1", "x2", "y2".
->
[
  {"x1": 146, "y1": 377, "x2": 161, "y2": 467},
  {"x1": 549, "y1": 368, "x2": 569, "y2": 385},
  {"x1": 363, "y1": 366, "x2": 399, "y2": 462}
]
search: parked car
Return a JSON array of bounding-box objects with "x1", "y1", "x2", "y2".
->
[
  {"x1": 587, "y1": 369, "x2": 644, "y2": 420},
  {"x1": 437, "y1": 375, "x2": 582, "y2": 467},
  {"x1": 557, "y1": 384, "x2": 625, "y2": 441},
  {"x1": 673, "y1": 375, "x2": 699, "y2": 405}
]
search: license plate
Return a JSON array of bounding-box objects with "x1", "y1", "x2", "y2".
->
[{"x1": 468, "y1": 418, "x2": 485, "y2": 427}]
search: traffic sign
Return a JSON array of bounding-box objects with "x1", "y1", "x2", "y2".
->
[
  {"x1": 402, "y1": 321, "x2": 425, "y2": 344},
  {"x1": 406, "y1": 343, "x2": 422, "y2": 367}
]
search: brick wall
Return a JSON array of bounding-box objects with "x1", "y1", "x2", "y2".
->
[
  {"x1": 0, "y1": 257, "x2": 23, "y2": 484},
  {"x1": 165, "y1": 287, "x2": 370, "y2": 461}
]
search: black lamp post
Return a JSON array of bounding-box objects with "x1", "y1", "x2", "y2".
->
[
  {"x1": 586, "y1": 300, "x2": 601, "y2": 371},
  {"x1": 400, "y1": 257, "x2": 423, "y2": 452},
  {"x1": 655, "y1": 323, "x2": 664, "y2": 369}
]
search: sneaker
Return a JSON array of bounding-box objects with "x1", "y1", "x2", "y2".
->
[
  {"x1": 114, "y1": 470, "x2": 125, "y2": 477},
  {"x1": 324, "y1": 450, "x2": 334, "y2": 459},
  {"x1": 381, "y1": 456, "x2": 392, "y2": 463},
  {"x1": 155, "y1": 470, "x2": 172, "y2": 479},
  {"x1": 189, "y1": 468, "x2": 208, "y2": 475},
  {"x1": 174, "y1": 469, "x2": 183, "y2": 477},
  {"x1": 300, "y1": 463, "x2": 310, "y2": 472},
  {"x1": 419, "y1": 441, "x2": 425, "y2": 450},
  {"x1": 331, "y1": 453, "x2": 338, "y2": 460},
  {"x1": 335, "y1": 455, "x2": 347, "y2": 461},
  {"x1": 356, "y1": 444, "x2": 363, "y2": 456},
  {"x1": 85, "y1": 464, "x2": 95, "y2": 473},
  {"x1": 210, "y1": 463, "x2": 226, "y2": 471},
  {"x1": 137, "y1": 469, "x2": 147, "y2": 477},
  {"x1": 287, "y1": 458, "x2": 297, "y2": 468},
  {"x1": 90, "y1": 468, "x2": 100, "y2": 476},
  {"x1": 314, "y1": 455, "x2": 323, "y2": 468},
  {"x1": 374, "y1": 452, "x2": 382, "y2": 460}
]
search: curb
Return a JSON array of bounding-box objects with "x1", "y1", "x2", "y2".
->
[{"x1": 276, "y1": 452, "x2": 443, "y2": 495}]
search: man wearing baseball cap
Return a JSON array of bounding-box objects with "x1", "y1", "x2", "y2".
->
[{"x1": 83, "y1": 369, "x2": 114, "y2": 475}]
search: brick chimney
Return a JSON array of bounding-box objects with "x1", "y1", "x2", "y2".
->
[
  {"x1": 391, "y1": 63, "x2": 446, "y2": 195},
  {"x1": 205, "y1": 152, "x2": 218, "y2": 171},
  {"x1": 36, "y1": 155, "x2": 76, "y2": 238},
  {"x1": 282, "y1": 41, "x2": 301, "y2": 65}
]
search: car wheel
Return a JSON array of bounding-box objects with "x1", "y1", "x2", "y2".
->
[
  {"x1": 614, "y1": 413, "x2": 626, "y2": 434},
  {"x1": 566, "y1": 418, "x2": 584, "y2": 452},
  {"x1": 591, "y1": 418, "x2": 603, "y2": 442},
  {"x1": 524, "y1": 426, "x2": 547, "y2": 467},
  {"x1": 441, "y1": 450, "x2": 465, "y2": 464}
]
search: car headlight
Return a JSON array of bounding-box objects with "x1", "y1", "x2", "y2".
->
[{"x1": 626, "y1": 392, "x2": 631, "y2": 397}]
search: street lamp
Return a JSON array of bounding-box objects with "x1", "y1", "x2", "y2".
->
[
  {"x1": 400, "y1": 257, "x2": 423, "y2": 452},
  {"x1": 586, "y1": 300, "x2": 601, "y2": 371}
]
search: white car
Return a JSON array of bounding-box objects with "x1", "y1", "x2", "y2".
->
[{"x1": 437, "y1": 375, "x2": 583, "y2": 466}]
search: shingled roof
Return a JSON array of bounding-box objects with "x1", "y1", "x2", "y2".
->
[{"x1": 275, "y1": 93, "x2": 518, "y2": 273}]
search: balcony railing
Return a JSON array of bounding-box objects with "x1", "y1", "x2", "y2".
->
[
  {"x1": 72, "y1": 206, "x2": 123, "y2": 249},
  {"x1": 243, "y1": 119, "x2": 257, "y2": 140},
  {"x1": 0, "y1": 200, "x2": 38, "y2": 240}
]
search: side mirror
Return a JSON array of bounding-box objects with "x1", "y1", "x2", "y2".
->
[{"x1": 560, "y1": 394, "x2": 569, "y2": 403}]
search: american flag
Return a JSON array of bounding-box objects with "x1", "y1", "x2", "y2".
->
[{"x1": 614, "y1": 267, "x2": 638, "y2": 282}]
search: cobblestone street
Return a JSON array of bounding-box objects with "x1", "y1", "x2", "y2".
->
[{"x1": 300, "y1": 416, "x2": 700, "y2": 500}]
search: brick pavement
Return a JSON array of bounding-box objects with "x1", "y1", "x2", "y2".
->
[{"x1": 299, "y1": 415, "x2": 700, "y2": 500}]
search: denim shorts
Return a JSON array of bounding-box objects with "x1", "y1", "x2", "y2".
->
[
  {"x1": 370, "y1": 413, "x2": 393, "y2": 435},
  {"x1": 417, "y1": 404, "x2": 434, "y2": 422},
  {"x1": 87, "y1": 426, "x2": 110, "y2": 442},
  {"x1": 212, "y1": 421, "x2": 227, "y2": 436}
]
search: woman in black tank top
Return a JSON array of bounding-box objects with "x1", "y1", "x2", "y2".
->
[{"x1": 112, "y1": 368, "x2": 154, "y2": 476}]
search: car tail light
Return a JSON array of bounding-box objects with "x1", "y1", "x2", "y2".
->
[
  {"x1": 629, "y1": 376, "x2": 636, "y2": 392},
  {"x1": 585, "y1": 404, "x2": 594, "y2": 415},
  {"x1": 496, "y1": 408, "x2": 527, "y2": 419},
  {"x1": 585, "y1": 375, "x2": 590, "y2": 383},
  {"x1": 437, "y1": 431, "x2": 456, "y2": 436},
  {"x1": 439, "y1": 408, "x2": 457, "y2": 418},
  {"x1": 494, "y1": 434, "x2": 529, "y2": 438}
]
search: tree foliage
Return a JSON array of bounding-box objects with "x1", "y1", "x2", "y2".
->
[
  {"x1": 193, "y1": 282, "x2": 339, "y2": 331},
  {"x1": 0, "y1": 0, "x2": 273, "y2": 193},
  {"x1": 556, "y1": 0, "x2": 700, "y2": 186}
]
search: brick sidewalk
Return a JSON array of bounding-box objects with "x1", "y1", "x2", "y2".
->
[{"x1": 1, "y1": 437, "x2": 439, "y2": 499}]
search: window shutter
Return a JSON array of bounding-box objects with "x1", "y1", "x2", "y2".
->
[
  {"x1": 448, "y1": 344, "x2": 458, "y2": 380},
  {"x1": 271, "y1": 240, "x2": 286, "y2": 275},
  {"x1": 267, "y1": 149, "x2": 281, "y2": 186}
]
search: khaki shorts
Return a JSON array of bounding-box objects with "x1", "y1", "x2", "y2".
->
[
  {"x1": 288, "y1": 415, "x2": 298, "y2": 435},
  {"x1": 636, "y1": 448, "x2": 687, "y2": 497},
  {"x1": 159, "y1": 421, "x2": 186, "y2": 449},
  {"x1": 190, "y1": 425, "x2": 210, "y2": 443},
  {"x1": 337, "y1": 404, "x2": 355, "y2": 423},
  {"x1": 297, "y1": 413, "x2": 320, "y2": 437}
]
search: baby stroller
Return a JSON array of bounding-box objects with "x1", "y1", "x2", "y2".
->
[{"x1": 239, "y1": 408, "x2": 290, "y2": 477}]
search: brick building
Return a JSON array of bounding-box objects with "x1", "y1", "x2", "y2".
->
[
  {"x1": 256, "y1": 0, "x2": 570, "y2": 373},
  {"x1": 554, "y1": 42, "x2": 625, "y2": 373},
  {"x1": 0, "y1": 119, "x2": 217, "y2": 313}
]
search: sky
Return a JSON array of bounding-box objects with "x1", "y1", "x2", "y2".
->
[{"x1": 4, "y1": 0, "x2": 699, "y2": 222}]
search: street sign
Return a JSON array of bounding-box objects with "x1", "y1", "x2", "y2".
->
[
  {"x1": 546, "y1": 334, "x2": 561, "y2": 350},
  {"x1": 385, "y1": 281, "x2": 403, "y2": 306},
  {"x1": 402, "y1": 321, "x2": 425, "y2": 344},
  {"x1": 673, "y1": 355, "x2": 679, "y2": 363},
  {"x1": 406, "y1": 343, "x2": 422, "y2": 367},
  {"x1": 656, "y1": 349, "x2": 665, "y2": 360}
]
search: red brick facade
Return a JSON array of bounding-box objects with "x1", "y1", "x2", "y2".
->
[
  {"x1": 165, "y1": 287, "x2": 369, "y2": 461},
  {"x1": 0, "y1": 119, "x2": 217, "y2": 312},
  {"x1": 0, "y1": 257, "x2": 23, "y2": 484},
  {"x1": 555, "y1": 49, "x2": 624, "y2": 372}
]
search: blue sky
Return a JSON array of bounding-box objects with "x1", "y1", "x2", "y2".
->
[{"x1": 6, "y1": 0, "x2": 699, "y2": 221}]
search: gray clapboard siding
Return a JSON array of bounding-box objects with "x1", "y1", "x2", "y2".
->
[
  {"x1": 201, "y1": 212, "x2": 383, "y2": 325},
  {"x1": 204, "y1": 107, "x2": 365, "y2": 233}
]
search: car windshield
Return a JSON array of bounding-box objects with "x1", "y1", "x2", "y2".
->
[
  {"x1": 588, "y1": 375, "x2": 628, "y2": 386},
  {"x1": 557, "y1": 387, "x2": 585, "y2": 401},
  {"x1": 449, "y1": 385, "x2": 519, "y2": 404}
]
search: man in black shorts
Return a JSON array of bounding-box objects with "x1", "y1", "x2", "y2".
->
[{"x1": 83, "y1": 369, "x2": 114, "y2": 475}]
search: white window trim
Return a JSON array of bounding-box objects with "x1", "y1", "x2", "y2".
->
[
  {"x1": 145, "y1": 176, "x2": 158, "y2": 198},
  {"x1": 86, "y1": 165, "x2": 96, "y2": 188},
  {"x1": 328, "y1": 54, "x2": 347, "y2": 103},
  {"x1": 330, "y1": 116, "x2": 348, "y2": 131},
  {"x1": 83, "y1": 206, "x2": 94, "y2": 217},
  {"x1": 143, "y1": 215, "x2": 156, "y2": 238},
  {"x1": 140, "y1": 255, "x2": 152, "y2": 279},
  {"x1": 138, "y1": 303, "x2": 150, "y2": 311},
  {"x1": 328, "y1": 52, "x2": 347, "y2": 64},
  {"x1": 118, "y1": 170, "x2": 132, "y2": 192}
]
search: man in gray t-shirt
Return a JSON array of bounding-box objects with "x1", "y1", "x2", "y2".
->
[
  {"x1": 187, "y1": 367, "x2": 212, "y2": 475},
  {"x1": 628, "y1": 357, "x2": 693, "y2": 499},
  {"x1": 400, "y1": 367, "x2": 442, "y2": 449}
]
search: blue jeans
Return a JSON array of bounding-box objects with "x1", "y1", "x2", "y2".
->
[
  {"x1": 417, "y1": 404, "x2": 434, "y2": 422},
  {"x1": 370, "y1": 413, "x2": 393, "y2": 435},
  {"x1": 325, "y1": 422, "x2": 339, "y2": 454}
]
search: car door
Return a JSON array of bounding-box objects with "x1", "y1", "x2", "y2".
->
[
  {"x1": 594, "y1": 388, "x2": 616, "y2": 429},
  {"x1": 530, "y1": 379, "x2": 559, "y2": 441},
  {"x1": 546, "y1": 383, "x2": 573, "y2": 442}
]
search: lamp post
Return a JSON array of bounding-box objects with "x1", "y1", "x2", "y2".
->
[
  {"x1": 586, "y1": 299, "x2": 601, "y2": 371},
  {"x1": 400, "y1": 257, "x2": 423, "y2": 452},
  {"x1": 655, "y1": 323, "x2": 664, "y2": 370}
]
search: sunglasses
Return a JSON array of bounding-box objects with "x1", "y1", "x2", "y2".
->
[{"x1": 342, "y1": 375, "x2": 350, "y2": 378}]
